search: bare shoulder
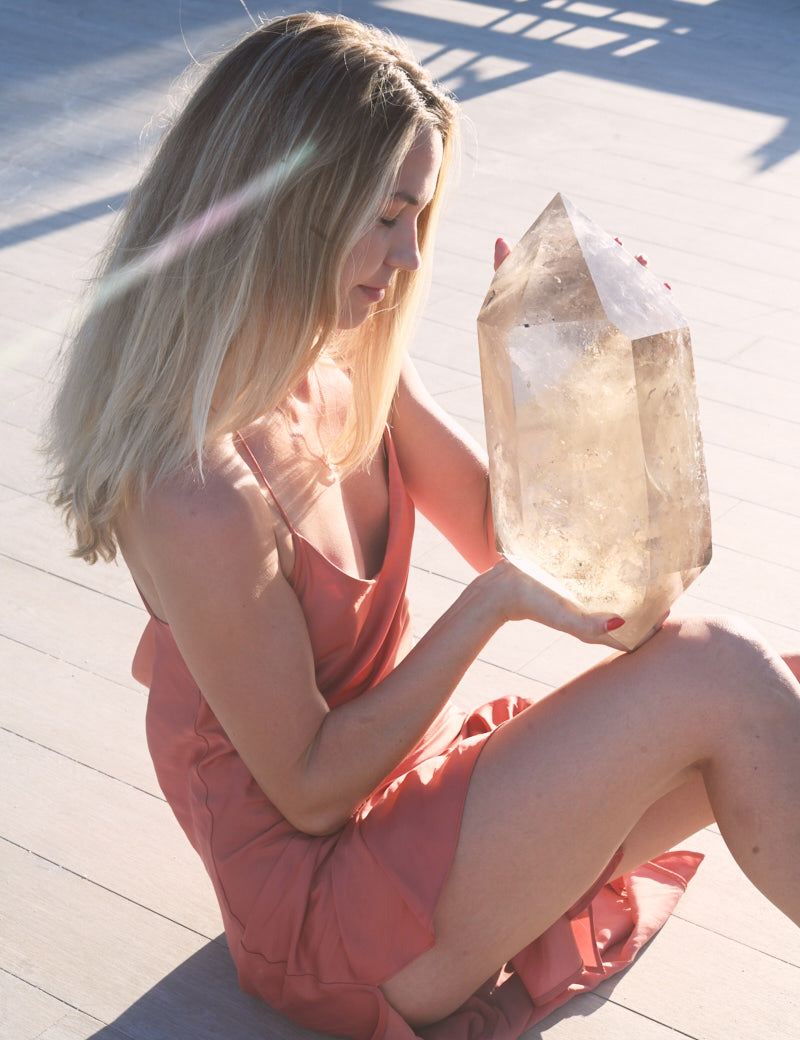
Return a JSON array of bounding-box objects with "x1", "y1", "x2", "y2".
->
[
  {"x1": 134, "y1": 439, "x2": 270, "y2": 548},
  {"x1": 118, "y1": 435, "x2": 282, "y2": 620}
]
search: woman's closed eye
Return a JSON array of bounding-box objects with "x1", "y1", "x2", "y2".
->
[{"x1": 379, "y1": 201, "x2": 408, "y2": 229}]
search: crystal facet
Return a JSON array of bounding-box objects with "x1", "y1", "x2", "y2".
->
[{"x1": 477, "y1": 193, "x2": 712, "y2": 650}]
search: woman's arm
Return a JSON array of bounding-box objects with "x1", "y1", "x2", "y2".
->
[
  {"x1": 391, "y1": 238, "x2": 514, "y2": 574},
  {"x1": 134, "y1": 460, "x2": 622, "y2": 840},
  {"x1": 391, "y1": 355, "x2": 499, "y2": 573}
]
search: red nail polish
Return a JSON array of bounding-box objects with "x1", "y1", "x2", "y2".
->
[{"x1": 606, "y1": 617, "x2": 625, "y2": 631}]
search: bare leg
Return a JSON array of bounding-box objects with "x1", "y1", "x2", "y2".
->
[
  {"x1": 382, "y1": 617, "x2": 800, "y2": 1026},
  {"x1": 619, "y1": 648, "x2": 800, "y2": 874}
]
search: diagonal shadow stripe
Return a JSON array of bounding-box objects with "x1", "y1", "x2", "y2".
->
[{"x1": 0, "y1": 191, "x2": 129, "y2": 250}]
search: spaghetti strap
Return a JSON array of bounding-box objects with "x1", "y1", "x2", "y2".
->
[{"x1": 234, "y1": 431, "x2": 295, "y2": 532}]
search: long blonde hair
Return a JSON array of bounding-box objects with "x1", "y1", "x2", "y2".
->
[{"x1": 46, "y1": 12, "x2": 457, "y2": 563}]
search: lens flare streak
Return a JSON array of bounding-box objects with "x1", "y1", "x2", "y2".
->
[{"x1": 95, "y1": 143, "x2": 314, "y2": 306}]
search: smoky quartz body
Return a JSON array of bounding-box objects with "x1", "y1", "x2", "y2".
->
[{"x1": 478, "y1": 193, "x2": 712, "y2": 650}]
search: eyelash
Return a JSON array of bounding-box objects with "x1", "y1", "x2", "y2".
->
[{"x1": 379, "y1": 216, "x2": 398, "y2": 228}]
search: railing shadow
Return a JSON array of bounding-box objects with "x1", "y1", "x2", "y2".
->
[
  {"x1": 0, "y1": 193, "x2": 129, "y2": 249},
  {"x1": 2, "y1": 0, "x2": 798, "y2": 257},
  {"x1": 354, "y1": 0, "x2": 800, "y2": 171}
]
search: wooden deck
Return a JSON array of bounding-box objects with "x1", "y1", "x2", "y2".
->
[{"x1": 2, "y1": 1, "x2": 799, "y2": 1037}]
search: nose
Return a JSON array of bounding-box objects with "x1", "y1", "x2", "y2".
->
[{"x1": 387, "y1": 220, "x2": 422, "y2": 273}]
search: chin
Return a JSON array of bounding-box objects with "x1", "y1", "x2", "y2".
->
[{"x1": 337, "y1": 305, "x2": 372, "y2": 331}]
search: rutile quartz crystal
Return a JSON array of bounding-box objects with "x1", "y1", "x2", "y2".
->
[{"x1": 477, "y1": 193, "x2": 712, "y2": 650}]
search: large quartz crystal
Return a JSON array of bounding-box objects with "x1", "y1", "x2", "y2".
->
[{"x1": 477, "y1": 193, "x2": 712, "y2": 650}]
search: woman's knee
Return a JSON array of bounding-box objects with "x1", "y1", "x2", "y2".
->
[
  {"x1": 659, "y1": 613, "x2": 767, "y2": 664},
  {"x1": 663, "y1": 613, "x2": 792, "y2": 717}
]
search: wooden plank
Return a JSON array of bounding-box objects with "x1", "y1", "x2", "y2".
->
[
  {"x1": 527, "y1": 990, "x2": 696, "y2": 1039},
  {"x1": 452, "y1": 656, "x2": 553, "y2": 714},
  {"x1": 1, "y1": 728, "x2": 221, "y2": 937},
  {"x1": 0, "y1": 368, "x2": 46, "y2": 432},
  {"x1": 713, "y1": 501, "x2": 800, "y2": 572},
  {"x1": 695, "y1": 357, "x2": 800, "y2": 424},
  {"x1": 672, "y1": 828, "x2": 800, "y2": 967},
  {"x1": 704, "y1": 442, "x2": 800, "y2": 516},
  {"x1": 1, "y1": 637, "x2": 157, "y2": 795},
  {"x1": 594, "y1": 915, "x2": 800, "y2": 1039},
  {"x1": 1, "y1": 840, "x2": 203, "y2": 1022},
  {"x1": 0, "y1": 841, "x2": 339, "y2": 1040},
  {"x1": 687, "y1": 546, "x2": 800, "y2": 631},
  {"x1": 1, "y1": 968, "x2": 82, "y2": 1040},
  {"x1": 407, "y1": 566, "x2": 561, "y2": 671},
  {"x1": 0, "y1": 555, "x2": 143, "y2": 689},
  {"x1": 27, "y1": 1011, "x2": 126, "y2": 1040},
  {"x1": 0, "y1": 314, "x2": 62, "y2": 379},
  {"x1": 699, "y1": 397, "x2": 800, "y2": 471},
  {"x1": 0, "y1": 489, "x2": 142, "y2": 607},
  {"x1": 0, "y1": 422, "x2": 48, "y2": 497}
]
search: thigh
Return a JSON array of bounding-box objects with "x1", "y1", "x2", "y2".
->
[
  {"x1": 382, "y1": 616, "x2": 752, "y2": 1025},
  {"x1": 616, "y1": 769, "x2": 713, "y2": 876}
]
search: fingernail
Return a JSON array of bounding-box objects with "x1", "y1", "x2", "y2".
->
[
  {"x1": 495, "y1": 237, "x2": 504, "y2": 250},
  {"x1": 606, "y1": 617, "x2": 625, "y2": 632}
]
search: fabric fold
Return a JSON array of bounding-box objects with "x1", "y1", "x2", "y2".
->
[{"x1": 420, "y1": 850, "x2": 703, "y2": 1040}]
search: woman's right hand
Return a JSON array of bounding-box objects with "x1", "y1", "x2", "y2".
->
[{"x1": 481, "y1": 557, "x2": 630, "y2": 651}]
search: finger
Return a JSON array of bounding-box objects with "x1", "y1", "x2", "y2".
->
[
  {"x1": 582, "y1": 615, "x2": 628, "y2": 648},
  {"x1": 619, "y1": 237, "x2": 671, "y2": 288},
  {"x1": 577, "y1": 612, "x2": 628, "y2": 650},
  {"x1": 494, "y1": 237, "x2": 512, "y2": 271}
]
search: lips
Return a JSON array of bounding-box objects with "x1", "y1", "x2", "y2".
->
[{"x1": 358, "y1": 284, "x2": 387, "y2": 303}]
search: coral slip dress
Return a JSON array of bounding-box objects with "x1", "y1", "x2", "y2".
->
[{"x1": 132, "y1": 427, "x2": 702, "y2": 1040}]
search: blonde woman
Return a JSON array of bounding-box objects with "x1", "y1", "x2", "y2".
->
[{"x1": 47, "y1": 13, "x2": 800, "y2": 1040}]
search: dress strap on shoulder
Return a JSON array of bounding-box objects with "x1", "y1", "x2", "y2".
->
[{"x1": 234, "y1": 431, "x2": 296, "y2": 532}]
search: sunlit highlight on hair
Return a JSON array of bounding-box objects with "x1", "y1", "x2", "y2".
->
[{"x1": 94, "y1": 144, "x2": 314, "y2": 309}]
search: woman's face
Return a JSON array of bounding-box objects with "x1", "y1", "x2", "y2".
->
[{"x1": 338, "y1": 125, "x2": 444, "y2": 330}]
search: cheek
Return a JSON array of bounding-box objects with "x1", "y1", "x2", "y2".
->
[{"x1": 344, "y1": 232, "x2": 382, "y2": 285}]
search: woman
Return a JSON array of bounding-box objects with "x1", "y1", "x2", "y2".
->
[{"x1": 47, "y1": 13, "x2": 800, "y2": 1040}]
